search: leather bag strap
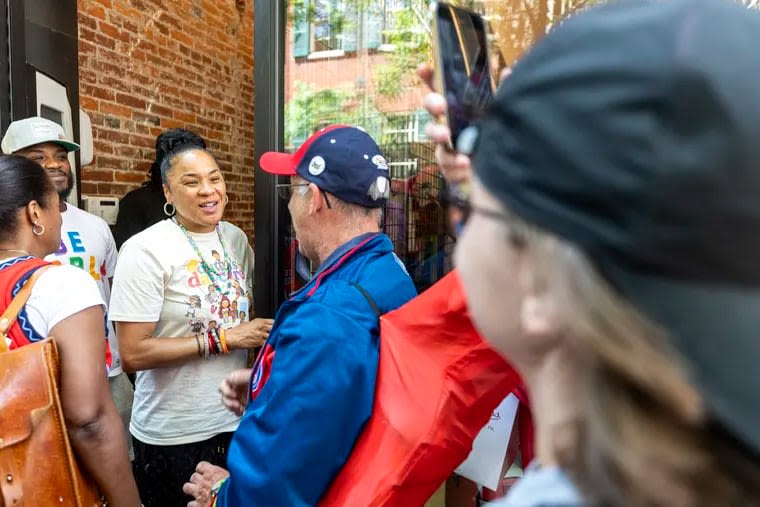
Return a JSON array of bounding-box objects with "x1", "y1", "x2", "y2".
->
[
  {"x1": 0, "y1": 449, "x2": 24, "y2": 505},
  {"x1": 0, "y1": 265, "x2": 53, "y2": 354}
]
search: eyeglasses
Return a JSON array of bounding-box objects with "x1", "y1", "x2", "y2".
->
[
  {"x1": 469, "y1": 204, "x2": 510, "y2": 222},
  {"x1": 275, "y1": 183, "x2": 309, "y2": 201},
  {"x1": 466, "y1": 204, "x2": 527, "y2": 247},
  {"x1": 448, "y1": 201, "x2": 513, "y2": 238},
  {"x1": 275, "y1": 182, "x2": 333, "y2": 209}
]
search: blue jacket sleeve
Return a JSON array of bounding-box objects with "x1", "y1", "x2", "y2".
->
[{"x1": 215, "y1": 301, "x2": 379, "y2": 506}]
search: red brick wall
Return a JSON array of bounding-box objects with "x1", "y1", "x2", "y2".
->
[{"x1": 77, "y1": 0, "x2": 255, "y2": 236}]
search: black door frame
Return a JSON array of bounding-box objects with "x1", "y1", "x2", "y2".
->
[
  {"x1": 1, "y1": 0, "x2": 81, "y2": 200},
  {"x1": 0, "y1": 1, "x2": 10, "y2": 134},
  {"x1": 253, "y1": 0, "x2": 288, "y2": 318}
]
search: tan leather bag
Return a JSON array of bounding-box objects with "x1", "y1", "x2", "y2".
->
[{"x1": 0, "y1": 266, "x2": 104, "y2": 506}]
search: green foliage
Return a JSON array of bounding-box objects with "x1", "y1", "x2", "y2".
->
[
  {"x1": 289, "y1": 0, "x2": 312, "y2": 24},
  {"x1": 284, "y1": 81, "x2": 382, "y2": 148},
  {"x1": 286, "y1": 0, "x2": 629, "y2": 138},
  {"x1": 285, "y1": 0, "x2": 431, "y2": 141},
  {"x1": 375, "y1": 3, "x2": 430, "y2": 98}
]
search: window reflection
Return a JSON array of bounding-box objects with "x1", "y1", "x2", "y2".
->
[{"x1": 286, "y1": 1, "x2": 448, "y2": 293}]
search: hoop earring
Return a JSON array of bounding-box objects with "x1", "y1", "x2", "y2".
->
[
  {"x1": 32, "y1": 223, "x2": 45, "y2": 236},
  {"x1": 163, "y1": 202, "x2": 176, "y2": 217},
  {"x1": 224, "y1": 195, "x2": 229, "y2": 205}
]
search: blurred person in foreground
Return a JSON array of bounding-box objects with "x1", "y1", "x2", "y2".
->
[
  {"x1": 419, "y1": 59, "x2": 517, "y2": 507},
  {"x1": 113, "y1": 128, "x2": 206, "y2": 249},
  {"x1": 431, "y1": 0, "x2": 760, "y2": 505},
  {"x1": 0, "y1": 155, "x2": 139, "y2": 505},
  {"x1": 110, "y1": 143, "x2": 273, "y2": 506},
  {"x1": 183, "y1": 125, "x2": 417, "y2": 506}
]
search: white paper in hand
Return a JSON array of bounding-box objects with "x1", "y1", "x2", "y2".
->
[{"x1": 454, "y1": 393, "x2": 519, "y2": 491}]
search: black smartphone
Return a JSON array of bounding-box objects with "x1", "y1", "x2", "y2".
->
[{"x1": 431, "y1": 1, "x2": 496, "y2": 150}]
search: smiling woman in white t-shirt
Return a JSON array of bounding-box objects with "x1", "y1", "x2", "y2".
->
[
  {"x1": 110, "y1": 145, "x2": 274, "y2": 506},
  {"x1": 0, "y1": 154, "x2": 139, "y2": 506}
]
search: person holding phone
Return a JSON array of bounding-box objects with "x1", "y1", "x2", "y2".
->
[
  {"x1": 430, "y1": 0, "x2": 760, "y2": 506},
  {"x1": 425, "y1": 10, "x2": 521, "y2": 499}
]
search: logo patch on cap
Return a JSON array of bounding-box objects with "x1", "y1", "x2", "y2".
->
[
  {"x1": 368, "y1": 176, "x2": 390, "y2": 201},
  {"x1": 308, "y1": 156, "x2": 326, "y2": 176},
  {"x1": 372, "y1": 155, "x2": 389, "y2": 171},
  {"x1": 32, "y1": 124, "x2": 57, "y2": 137}
]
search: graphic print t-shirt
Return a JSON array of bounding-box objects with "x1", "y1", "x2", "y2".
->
[
  {"x1": 109, "y1": 219, "x2": 254, "y2": 445},
  {"x1": 45, "y1": 205, "x2": 120, "y2": 375}
]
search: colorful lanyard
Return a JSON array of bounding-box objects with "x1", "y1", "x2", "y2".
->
[{"x1": 174, "y1": 219, "x2": 239, "y2": 296}]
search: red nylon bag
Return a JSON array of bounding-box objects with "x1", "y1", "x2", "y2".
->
[{"x1": 320, "y1": 270, "x2": 532, "y2": 507}]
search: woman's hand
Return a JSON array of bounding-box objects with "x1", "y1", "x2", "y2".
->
[
  {"x1": 220, "y1": 368, "x2": 252, "y2": 416},
  {"x1": 226, "y1": 318, "x2": 274, "y2": 350}
]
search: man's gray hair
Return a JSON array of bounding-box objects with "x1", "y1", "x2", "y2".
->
[{"x1": 331, "y1": 194, "x2": 383, "y2": 226}]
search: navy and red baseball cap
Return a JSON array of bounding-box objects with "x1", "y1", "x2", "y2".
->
[{"x1": 259, "y1": 125, "x2": 391, "y2": 208}]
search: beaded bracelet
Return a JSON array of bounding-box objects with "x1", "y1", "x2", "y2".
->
[
  {"x1": 212, "y1": 328, "x2": 223, "y2": 355},
  {"x1": 219, "y1": 328, "x2": 229, "y2": 354},
  {"x1": 202, "y1": 332, "x2": 209, "y2": 358},
  {"x1": 207, "y1": 330, "x2": 217, "y2": 355},
  {"x1": 198, "y1": 328, "x2": 231, "y2": 358}
]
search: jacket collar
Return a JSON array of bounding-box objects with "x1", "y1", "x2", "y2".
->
[{"x1": 291, "y1": 232, "x2": 385, "y2": 300}]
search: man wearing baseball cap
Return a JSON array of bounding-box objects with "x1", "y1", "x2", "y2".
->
[
  {"x1": 185, "y1": 125, "x2": 417, "y2": 506},
  {"x1": 1, "y1": 116, "x2": 133, "y2": 461},
  {"x1": 2, "y1": 116, "x2": 80, "y2": 209}
]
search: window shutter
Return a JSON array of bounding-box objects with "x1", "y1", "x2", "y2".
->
[
  {"x1": 342, "y1": 1, "x2": 358, "y2": 52},
  {"x1": 293, "y1": 0, "x2": 311, "y2": 58},
  {"x1": 365, "y1": 9, "x2": 383, "y2": 49}
]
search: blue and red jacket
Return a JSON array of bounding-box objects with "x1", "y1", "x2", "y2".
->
[{"x1": 216, "y1": 233, "x2": 417, "y2": 506}]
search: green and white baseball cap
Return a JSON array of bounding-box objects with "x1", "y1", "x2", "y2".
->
[{"x1": 1, "y1": 116, "x2": 80, "y2": 154}]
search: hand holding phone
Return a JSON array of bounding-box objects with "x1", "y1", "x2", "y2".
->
[{"x1": 430, "y1": 2, "x2": 496, "y2": 151}]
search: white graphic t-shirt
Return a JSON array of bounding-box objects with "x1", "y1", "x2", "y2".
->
[
  {"x1": 24, "y1": 264, "x2": 106, "y2": 338},
  {"x1": 45, "y1": 204, "x2": 121, "y2": 376},
  {"x1": 109, "y1": 219, "x2": 254, "y2": 445}
]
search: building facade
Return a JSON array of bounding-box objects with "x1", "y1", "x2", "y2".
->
[{"x1": 77, "y1": 0, "x2": 256, "y2": 235}]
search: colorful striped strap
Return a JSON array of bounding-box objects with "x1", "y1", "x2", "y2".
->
[{"x1": 0, "y1": 265, "x2": 53, "y2": 353}]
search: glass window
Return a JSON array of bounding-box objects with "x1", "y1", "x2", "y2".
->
[
  {"x1": 313, "y1": 1, "x2": 342, "y2": 51},
  {"x1": 281, "y1": 0, "x2": 595, "y2": 295},
  {"x1": 285, "y1": 1, "x2": 449, "y2": 293},
  {"x1": 40, "y1": 105, "x2": 64, "y2": 127}
]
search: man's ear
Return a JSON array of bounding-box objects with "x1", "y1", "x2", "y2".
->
[{"x1": 307, "y1": 182, "x2": 323, "y2": 215}]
